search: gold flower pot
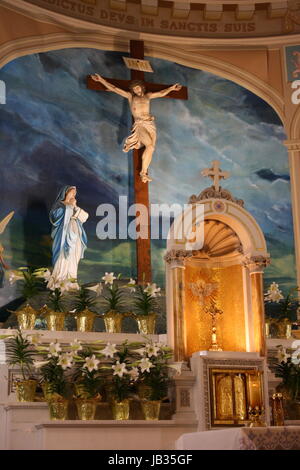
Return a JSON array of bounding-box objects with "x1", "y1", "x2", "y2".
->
[
  {"x1": 14, "y1": 304, "x2": 37, "y2": 330},
  {"x1": 15, "y1": 379, "x2": 37, "y2": 402},
  {"x1": 103, "y1": 311, "x2": 123, "y2": 333},
  {"x1": 265, "y1": 320, "x2": 271, "y2": 338},
  {"x1": 75, "y1": 398, "x2": 99, "y2": 420},
  {"x1": 43, "y1": 308, "x2": 66, "y2": 331},
  {"x1": 42, "y1": 382, "x2": 54, "y2": 401},
  {"x1": 111, "y1": 399, "x2": 130, "y2": 420},
  {"x1": 141, "y1": 400, "x2": 161, "y2": 421},
  {"x1": 48, "y1": 397, "x2": 68, "y2": 420},
  {"x1": 75, "y1": 309, "x2": 96, "y2": 332},
  {"x1": 275, "y1": 319, "x2": 292, "y2": 339},
  {"x1": 135, "y1": 313, "x2": 157, "y2": 335}
]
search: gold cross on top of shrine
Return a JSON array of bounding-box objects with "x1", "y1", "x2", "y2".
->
[{"x1": 201, "y1": 160, "x2": 230, "y2": 192}]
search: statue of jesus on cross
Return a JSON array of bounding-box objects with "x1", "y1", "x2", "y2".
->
[{"x1": 91, "y1": 73, "x2": 182, "y2": 183}]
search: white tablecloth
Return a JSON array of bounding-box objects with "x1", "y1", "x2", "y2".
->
[{"x1": 176, "y1": 426, "x2": 300, "y2": 450}]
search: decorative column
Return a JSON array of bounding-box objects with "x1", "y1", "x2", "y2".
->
[
  {"x1": 243, "y1": 256, "x2": 270, "y2": 357},
  {"x1": 165, "y1": 250, "x2": 193, "y2": 362},
  {"x1": 165, "y1": 250, "x2": 197, "y2": 422},
  {"x1": 284, "y1": 140, "x2": 300, "y2": 316}
]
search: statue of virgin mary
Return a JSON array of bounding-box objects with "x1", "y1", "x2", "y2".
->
[{"x1": 47, "y1": 186, "x2": 89, "y2": 290}]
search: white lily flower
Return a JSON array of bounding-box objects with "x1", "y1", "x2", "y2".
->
[
  {"x1": 139, "y1": 357, "x2": 154, "y2": 373},
  {"x1": 133, "y1": 347, "x2": 147, "y2": 356},
  {"x1": 86, "y1": 283, "x2": 103, "y2": 296},
  {"x1": 265, "y1": 282, "x2": 284, "y2": 303},
  {"x1": 101, "y1": 342, "x2": 117, "y2": 358},
  {"x1": 112, "y1": 361, "x2": 128, "y2": 378},
  {"x1": 145, "y1": 343, "x2": 160, "y2": 357},
  {"x1": 26, "y1": 334, "x2": 42, "y2": 345},
  {"x1": 48, "y1": 342, "x2": 62, "y2": 357},
  {"x1": 128, "y1": 278, "x2": 136, "y2": 293},
  {"x1": 84, "y1": 354, "x2": 100, "y2": 372},
  {"x1": 34, "y1": 268, "x2": 51, "y2": 281},
  {"x1": 102, "y1": 272, "x2": 116, "y2": 285},
  {"x1": 70, "y1": 339, "x2": 82, "y2": 352},
  {"x1": 277, "y1": 346, "x2": 288, "y2": 363},
  {"x1": 8, "y1": 271, "x2": 23, "y2": 285},
  {"x1": 58, "y1": 353, "x2": 73, "y2": 370},
  {"x1": 144, "y1": 283, "x2": 161, "y2": 297},
  {"x1": 33, "y1": 360, "x2": 49, "y2": 369},
  {"x1": 167, "y1": 362, "x2": 182, "y2": 375},
  {"x1": 128, "y1": 367, "x2": 139, "y2": 381}
]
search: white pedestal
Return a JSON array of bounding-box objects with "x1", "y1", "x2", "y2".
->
[{"x1": 0, "y1": 402, "x2": 197, "y2": 450}]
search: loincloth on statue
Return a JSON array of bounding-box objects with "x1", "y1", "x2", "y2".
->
[{"x1": 123, "y1": 117, "x2": 156, "y2": 153}]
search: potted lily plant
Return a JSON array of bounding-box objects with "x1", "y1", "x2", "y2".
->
[
  {"x1": 37, "y1": 271, "x2": 79, "y2": 331},
  {"x1": 130, "y1": 280, "x2": 161, "y2": 335},
  {"x1": 39, "y1": 288, "x2": 67, "y2": 331},
  {"x1": 264, "y1": 283, "x2": 299, "y2": 338},
  {"x1": 101, "y1": 273, "x2": 126, "y2": 333},
  {"x1": 6, "y1": 330, "x2": 38, "y2": 401},
  {"x1": 73, "y1": 286, "x2": 98, "y2": 332},
  {"x1": 135, "y1": 341, "x2": 181, "y2": 420},
  {"x1": 8, "y1": 267, "x2": 45, "y2": 330},
  {"x1": 102, "y1": 340, "x2": 138, "y2": 420},
  {"x1": 72, "y1": 346, "x2": 102, "y2": 420},
  {"x1": 37, "y1": 342, "x2": 73, "y2": 420},
  {"x1": 274, "y1": 346, "x2": 300, "y2": 419}
]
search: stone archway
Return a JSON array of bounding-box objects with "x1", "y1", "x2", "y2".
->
[{"x1": 165, "y1": 184, "x2": 270, "y2": 360}]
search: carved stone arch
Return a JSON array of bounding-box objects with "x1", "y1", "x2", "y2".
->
[{"x1": 165, "y1": 197, "x2": 269, "y2": 360}]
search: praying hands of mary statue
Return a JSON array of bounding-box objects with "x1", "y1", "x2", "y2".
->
[{"x1": 47, "y1": 186, "x2": 89, "y2": 290}]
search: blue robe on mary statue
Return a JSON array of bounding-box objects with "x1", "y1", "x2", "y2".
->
[{"x1": 47, "y1": 185, "x2": 89, "y2": 289}]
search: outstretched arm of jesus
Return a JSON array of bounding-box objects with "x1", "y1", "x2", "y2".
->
[
  {"x1": 148, "y1": 83, "x2": 182, "y2": 99},
  {"x1": 91, "y1": 73, "x2": 130, "y2": 99}
]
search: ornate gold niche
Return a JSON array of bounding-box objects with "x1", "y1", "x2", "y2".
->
[
  {"x1": 185, "y1": 262, "x2": 247, "y2": 357},
  {"x1": 210, "y1": 368, "x2": 263, "y2": 427}
]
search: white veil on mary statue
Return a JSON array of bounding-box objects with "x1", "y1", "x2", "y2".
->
[{"x1": 47, "y1": 185, "x2": 89, "y2": 289}]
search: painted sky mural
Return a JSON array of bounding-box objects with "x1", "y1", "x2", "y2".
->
[{"x1": 0, "y1": 47, "x2": 296, "y2": 313}]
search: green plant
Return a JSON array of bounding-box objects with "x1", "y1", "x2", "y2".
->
[
  {"x1": 47, "y1": 288, "x2": 65, "y2": 312},
  {"x1": 137, "y1": 342, "x2": 174, "y2": 401},
  {"x1": 74, "y1": 287, "x2": 97, "y2": 313},
  {"x1": 73, "y1": 349, "x2": 102, "y2": 399},
  {"x1": 274, "y1": 349, "x2": 300, "y2": 401},
  {"x1": 9, "y1": 267, "x2": 44, "y2": 300},
  {"x1": 264, "y1": 283, "x2": 299, "y2": 322},
  {"x1": 102, "y1": 276, "x2": 125, "y2": 313},
  {"x1": 133, "y1": 285, "x2": 157, "y2": 316},
  {"x1": 6, "y1": 331, "x2": 36, "y2": 380},
  {"x1": 39, "y1": 356, "x2": 68, "y2": 397},
  {"x1": 106, "y1": 341, "x2": 135, "y2": 401}
]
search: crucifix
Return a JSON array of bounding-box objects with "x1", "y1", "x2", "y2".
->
[
  {"x1": 204, "y1": 301, "x2": 223, "y2": 351},
  {"x1": 201, "y1": 160, "x2": 230, "y2": 192},
  {"x1": 87, "y1": 40, "x2": 188, "y2": 283}
]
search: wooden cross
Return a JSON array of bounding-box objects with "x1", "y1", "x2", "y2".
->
[
  {"x1": 87, "y1": 40, "x2": 188, "y2": 283},
  {"x1": 201, "y1": 160, "x2": 230, "y2": 192}
]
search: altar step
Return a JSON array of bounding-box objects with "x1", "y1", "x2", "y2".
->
[{"x1": 0, "y1": 402, "x2": 197, "y2": 450}]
